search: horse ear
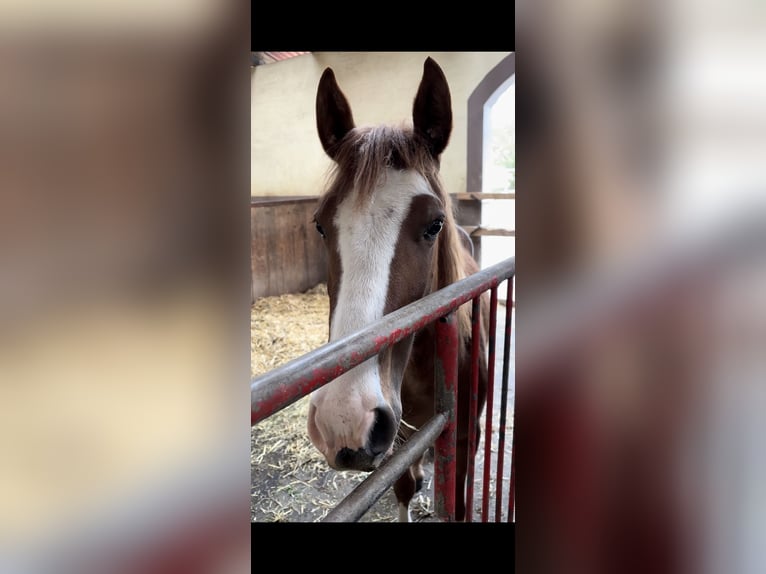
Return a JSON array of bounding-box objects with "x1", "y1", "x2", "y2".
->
[
  {"x1": 413, "y1": 57, "x2": 453, "y2": 158},
  {"x1": 316, "y1": 68, "x2": 355, "y2": 160}
]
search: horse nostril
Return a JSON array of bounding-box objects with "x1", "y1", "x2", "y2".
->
[
  {"x1": 335, "y1": 447, "x2": 355, "y2": 469},
  {"x1": 367, "y1": 407, "x2": 396, "y2": 456}
]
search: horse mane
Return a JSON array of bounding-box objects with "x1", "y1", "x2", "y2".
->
[
  {"x1": 430, "y1": 194, "x2": 476, "y2": 347},
  {"x1": 317, "y1": 123, "x2": 478, "y2": 346}
]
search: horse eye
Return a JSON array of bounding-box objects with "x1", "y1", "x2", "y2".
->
[
  {"x1": 315, "y1": 222, "x2": 326, "y2": 238},
  {"x1": 423, "y1": 218, "x2": 444, "y2": 240}
]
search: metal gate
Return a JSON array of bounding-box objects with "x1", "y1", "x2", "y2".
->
[{"x1": 251, "y1": 256, "x2": 515, "y2": 522}]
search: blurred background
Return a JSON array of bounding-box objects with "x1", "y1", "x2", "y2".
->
[
  {"x1": 516, "y1": 0, "x2": 766, "y2": 573},
  {"x1": 0, "y1": 2, "x2": 251, "y2": 573},
  {"x1": 1, "y1": 0, "x2": 766, "y2": 570}
]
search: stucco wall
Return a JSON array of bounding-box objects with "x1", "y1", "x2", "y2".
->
[{"x1": 251, "y1": 51, "x2": 510, "y2": 197}]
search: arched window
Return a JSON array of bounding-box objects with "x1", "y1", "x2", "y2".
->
[{"x1": 464, "y1": 54, "x2": 515, "y2": 275}]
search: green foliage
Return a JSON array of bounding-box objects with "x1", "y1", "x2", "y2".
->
[{"x1": 491, "y1": 123, "x2": 515, "y2": 192}]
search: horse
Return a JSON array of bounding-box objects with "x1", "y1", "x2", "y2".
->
[{"x1": 306, "y1": 57, "x2": 489, "y2": 522}]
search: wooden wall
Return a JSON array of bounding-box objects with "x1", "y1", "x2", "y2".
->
[
  {"x1": 251, "y1": 196, "x2": 327, "y2": 301},
  {"x1": 251, "y1": 195, "x2": 492, "y2": 302}
]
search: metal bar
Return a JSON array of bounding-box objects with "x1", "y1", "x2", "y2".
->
[
  {"x1": 452, "y1": 192, "x2": 516, "y2": 201},
  {"x1": 508, "y1": 429, "x2": 515, "y2": 523},
  {"x1": 495, "y1": 276, "x2": 513, "y2": 521},
  {"x1": 481, "y1": 287, "x2": 498, "y2": 522},
  {"x1": 462, "y1": 226, "x2": 516, "y2": 237},
  {"x1": 252, "y1": 257, "x2": 515, "y2": 425},
  {"x1": 507, "y1": 277, "x2": 515, "y2": 523},
  {"x1": 434, "y1": 312, "x2": 460, "y2": 522},
  {"x1": 465, "y1": 296, "x2": 482, "y2": 522},
  {"x1": 322, "y1": 413, "x2": 447, "y2": 523}
]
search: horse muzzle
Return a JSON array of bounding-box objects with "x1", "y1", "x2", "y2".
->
[
  {"x1": 308, "y1": 403, "x2": 398, "y2": 472},
  {"x1": 332, "y1": 446, "x2": 387, "y2": 472}
]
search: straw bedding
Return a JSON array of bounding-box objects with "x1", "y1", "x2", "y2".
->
[{"x1": 250, "y1": 284, "x2": 434, "y2": 522}]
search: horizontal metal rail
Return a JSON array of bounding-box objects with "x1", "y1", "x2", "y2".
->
[
  {"x1": 452, "y1": 192, "x2": 516, "y2": 200},
  {"x1": 462, "y1": 226, "x2": 515, "y2": 237},
  {"x1": 322, "y1": 413, "x2": 447, "y2": 522},
  {"x1": 251, "y1": 257, "x2": 516, "y2": 425}
]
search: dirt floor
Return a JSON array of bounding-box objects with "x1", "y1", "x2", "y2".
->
[{"x1": 251, "y1": 283, "x2": 514, "y2": 522}]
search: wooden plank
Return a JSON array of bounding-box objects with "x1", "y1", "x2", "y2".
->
[
  {"x1": 462, "y1": 226, "x2": 516, "y2": 237},
  {"x1": 251, "y1": 195, "x2": 319, "y2": 207},
  {"x1": 251, "y1": 198, "x2": 327, "y2": 300},
  {"x1": 452, "y1": 193, "x2": 516, "y2": 201}
]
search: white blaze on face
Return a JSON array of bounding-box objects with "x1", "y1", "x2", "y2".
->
[
  {"x1": 331, "y1": 168, "x2": 434, "y2": 341},
  {"x1": 308, "y1": 168, "x2": 435, "y2": 457}
]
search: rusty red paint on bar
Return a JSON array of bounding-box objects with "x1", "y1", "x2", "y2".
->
[
  {"x1": 434, "y1": 313, "x2": 459, "y2": 522},
  {"x1": 464, "y1": 296, "x2": 482, "y2": 522},
  {"x1": 252, "y1": 258, "x2": 515, "y2": 426},
  {"x1": 482, "y1": 286, "x2": 498, "y2": 522},
  {"x1": 251, "y1": 258, "x2": 515, "y2": 523},
  {"x1": 495, "y1": 276, "x2": 514, "y2": 521}
]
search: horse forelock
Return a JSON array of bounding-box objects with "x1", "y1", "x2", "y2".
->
[{"x1": 319, "y1": 124, "x2": 440, "y2": 207}]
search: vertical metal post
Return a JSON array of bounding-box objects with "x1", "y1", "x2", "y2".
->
[
  {"x1": 496, "y1": 276, "x2": 513, "y2": 521},
  {"x1": 465, "y1": 296, "x2": 482, "y2": 522},
  {"x1": 481, "y1": 286, "x2": 498, "y2": 522},
  {"x1": 434, "y1": 312, "x2": 459, "y2": 522},
  {"x1": 508, "y1": 429, "x2": 515, "y2": 522}
]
